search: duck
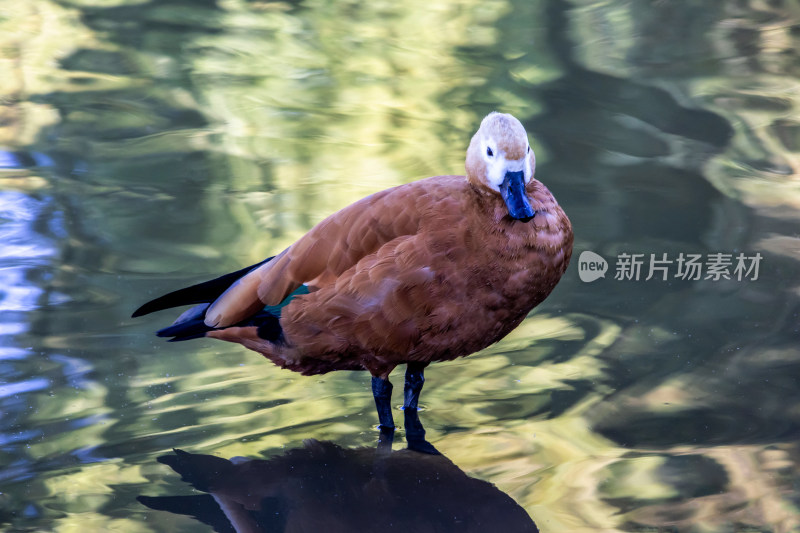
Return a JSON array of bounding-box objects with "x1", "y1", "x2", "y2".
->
[{"x1": 133, "y1": 112, "x2": 573, "y2": 450}]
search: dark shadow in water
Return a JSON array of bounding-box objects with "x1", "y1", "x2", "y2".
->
[{"x1": 138, "y1": 435, "x2": 539, "y2": 533}]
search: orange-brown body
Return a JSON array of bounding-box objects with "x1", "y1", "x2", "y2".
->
[
  {"x1": 206, "y1": 173, "x2": 572, "y2": 378},
  {"x1": 134, "y1": 112, "x2": 573, "y2": 441},
  {"x1": 136, "y1": 111, "x2": 572, "y2": 411}
]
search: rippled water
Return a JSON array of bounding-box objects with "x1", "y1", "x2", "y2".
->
[{"x1": 2, "y1": 0, "x2": 800, "y2": 531}]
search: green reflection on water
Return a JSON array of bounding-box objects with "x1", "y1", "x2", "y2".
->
[{"x1": 1, "y1": 0, "x2": 800, "y2": 531}]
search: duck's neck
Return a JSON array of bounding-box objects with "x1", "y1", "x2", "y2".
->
[{"x1": 468, "y1": 181, "x2": 529, "y2": 228}]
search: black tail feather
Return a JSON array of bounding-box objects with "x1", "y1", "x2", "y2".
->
[
  {"x1": 157, "y1": 318, "x2": 213, "y2": 340},
  {"x1": 157, "y1": 309, "x2": 283, "y2": 343},
  {"x1": 167, "y1": 333, "x2": 208, "y2": 342},
  {"x1": 134, "y1": 256, "x2": 285, "y2": 344},
  {"x1": 132, "y1": 257, "x2": 273, "y2": 318}
]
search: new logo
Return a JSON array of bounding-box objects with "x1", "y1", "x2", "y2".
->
[{"x1": 578, "y1": 251, "x2": 608, "y2": 282}]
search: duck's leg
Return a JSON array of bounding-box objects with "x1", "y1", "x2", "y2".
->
[
  {"x1": 403, "y1": 362, "x2": 439, "y2": 455},
  {"x1": 403, "y1": 361, "x2": 427, "y2": 410},
  {"x1": 371, "y1": 376, "x2": 395, "y2": 432}
]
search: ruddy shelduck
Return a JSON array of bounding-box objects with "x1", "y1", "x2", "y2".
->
[{"x1": 134, "y1": 112, "x2": 573, "y2": 451}]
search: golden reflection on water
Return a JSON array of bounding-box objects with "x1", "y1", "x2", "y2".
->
[{"x1": 1, "y1": 0, "x2": 800, "y2": 531}]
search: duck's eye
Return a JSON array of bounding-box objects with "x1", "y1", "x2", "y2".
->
[
  {"x1": 527, "y1": 145, "x2": 530, "y2": 153},
  {"x1": 486, "y1": 147, "x2": 494, "y2": 157}
]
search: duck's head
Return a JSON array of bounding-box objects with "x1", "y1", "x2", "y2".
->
[{"x1": 466, "y1": 112, "x2": 536, "y2": 222}]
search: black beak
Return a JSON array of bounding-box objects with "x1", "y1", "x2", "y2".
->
[{"x1": 500, "y1": 171, "x2": 535, "y2": 222}]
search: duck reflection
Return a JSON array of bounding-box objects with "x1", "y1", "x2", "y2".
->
[{"x1": 138, "y1": 434, "x2": 539, "y2": 533}]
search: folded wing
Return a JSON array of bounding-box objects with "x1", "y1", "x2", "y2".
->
[{"x1": 204, "y1": 182, "x2": 435, "y2": 328}]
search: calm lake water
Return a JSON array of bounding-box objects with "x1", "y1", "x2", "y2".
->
[{"x1": 2, "y1": 0, "x2": 800, "y2": 531}]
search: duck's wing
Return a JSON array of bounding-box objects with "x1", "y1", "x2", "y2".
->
[
  {"x1": 131, "y1": 258, "x2": 273, "y2": 318},
  {"x1": 204, "y1": 177, "x2": 456, "y2": 328}
]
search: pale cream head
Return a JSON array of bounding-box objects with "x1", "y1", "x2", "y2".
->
[{"x1": 465, "y1": 112, "x2": 536, "y2": 193}]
